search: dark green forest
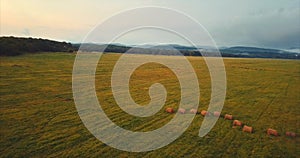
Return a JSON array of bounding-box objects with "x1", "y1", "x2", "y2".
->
[{"x1": 0, "y1": 37, "x2": 75, "y2": 56}]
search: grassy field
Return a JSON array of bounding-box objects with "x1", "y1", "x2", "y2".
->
[{"x1": 0, "y1": 53, "x2": 299, "y2": 157}]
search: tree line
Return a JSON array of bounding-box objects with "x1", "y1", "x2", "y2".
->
[{"x1": 0, "y1": 36, "x2": 75, "y2": 56}]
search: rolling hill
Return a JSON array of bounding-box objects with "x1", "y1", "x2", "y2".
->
[{"x1": 1, "y1": 36, "x2": 299, "y2": 59}]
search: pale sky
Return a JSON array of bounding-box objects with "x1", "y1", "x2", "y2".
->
[{"x1": 1, "y1": 0, "x2": 299, "y2": 48}]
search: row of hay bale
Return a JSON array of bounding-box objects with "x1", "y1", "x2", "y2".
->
[{"x1": 165, "y1": 107, "x2": 296, "y2": 137}]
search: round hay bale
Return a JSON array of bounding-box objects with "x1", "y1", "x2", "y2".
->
[
  {"x1": 213, "y1": 111, "x2": 221, "y2": 117},
  {"x1": 189, "y1": 108, "x2": 198, "y2": 114},
  {"x1": 233, "y1": 120, "x2": 242, "y2": 127},
  {"x1": 267, "y1": 128, "x2": 279, "y2": 136},
  {"x1": 165, "y1": 107, "x2": 174, "y2": 113},
  {"x1": 242, "y1": 125, "x2": 253, "y2": 133},
  {"x1": 286, "y1": 132, "x2": 296, "y2": 137},
  {"x1": 178, "y1": 108, "x2": 186, "y2": 114},
  {"x1": 224, "y1": 114, "x2": 233, "y2": 120},
  {"x1": 200, "y1": 110, "x2": 209, "y2": 116}
]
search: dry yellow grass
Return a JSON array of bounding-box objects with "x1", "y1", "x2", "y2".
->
[{"x1": 0, "y1": 53, "x2": 299, "y2": 157}]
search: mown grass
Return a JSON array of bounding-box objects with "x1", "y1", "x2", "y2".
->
[{"x1": 0, "y1": 53, "x2": 299, "y2": 157}]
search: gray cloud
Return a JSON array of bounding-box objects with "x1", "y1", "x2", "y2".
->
[
  {"x1": 2, "y1": 0, "x2": 299, "y2": 49},
  {"x1": 205, "y1": 3, "x2": 300, "y2": 48}
]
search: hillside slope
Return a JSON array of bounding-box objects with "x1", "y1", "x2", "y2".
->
[{"x1": 0, "y1": 37, "x2": 75, "y2": 56}]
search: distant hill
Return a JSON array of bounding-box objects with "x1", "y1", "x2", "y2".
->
[
  {"x1": 73, "y1": 43, "x2": 131, "y2": 53},
  {"x1": 131, "y1": 44, "x2": 198, "y2": 50},
  {"x1": 1, "y1": 36, "x2": 299, "y2": 59},
  {"x1": 220, "y1": 46, "x2": 299, "y2": 59},
  {"x1": 222, "y1": 46, "x2": 288, "y2": 54},
  {"x1": 130, "y1": 44, "x2": 299, "y2": 59},
  {"x1": 0, "y1": 36, "x2": 75, "y2": 56}
]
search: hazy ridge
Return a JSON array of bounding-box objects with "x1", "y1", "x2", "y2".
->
[{"x1": 1, "y1": 36, "x2": 299, "y2": 59}]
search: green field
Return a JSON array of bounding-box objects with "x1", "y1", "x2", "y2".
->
[{"x1": 0, "y1": 53, "x2": 299, "y2": 157}]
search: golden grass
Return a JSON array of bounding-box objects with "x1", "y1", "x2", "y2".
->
[{"x1": 0, "y1": 53, "x2": 299, "y2": 157}]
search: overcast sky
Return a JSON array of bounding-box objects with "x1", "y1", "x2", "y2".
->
[{"x1": 1, "y1": 0, "x2": 299, "y2": 48}]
